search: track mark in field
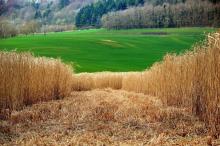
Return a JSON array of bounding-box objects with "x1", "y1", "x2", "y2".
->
[
  {"x1": 102, "y1": 39, "x2": 117, "y2": 43},
  {"x1": 100, "y1": 39, "x2": 123, "y2": 48},
  {"x1": 141, "y1": 32, "x2": 169, "y2": 36}
]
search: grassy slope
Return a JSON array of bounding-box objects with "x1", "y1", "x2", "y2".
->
[{"x1": 0, "y1": 28, "x2": 215, "y2": 73}]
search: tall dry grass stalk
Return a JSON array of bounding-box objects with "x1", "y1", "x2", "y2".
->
[
  {"x1": 122, "y1": 33, "x2": 220, "y2": 137},
  {"x1": 72, "y1": 33, "x2": 220, "y2": 137},
  {"x1": 72, "y1": 72, "x2": 124, "y2": 91},
  {"x1": 0, "y1": 51, "x2": 73, "y2": 110}
]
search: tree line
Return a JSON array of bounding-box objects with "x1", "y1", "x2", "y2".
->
[
  {"x1": 0, "y1": 19, "x2": 41, "y2": 38},
  {"x1": 0, "y1": 0, "x2": 94, "y2": 26},
  {"x1": 0, "y1": 20, "x2": 17, "y2": 38},
  {"x1": 0, "y1": 19, "x2": 75, "y2": 38},
  {"x1": 0, "y1": 0, "x2": 92, "y2": 38},
  {"x1": 101, "y1": 0, "x2": 220, "y2": 29},
  {"x1": 75, "y1": 0, "x2": 145, "y2": 28}
]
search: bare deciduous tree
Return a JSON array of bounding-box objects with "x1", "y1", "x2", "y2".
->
[
  {"x1": 102, "y1": 0, "x2": 220, "y2": 29},
  {"x1": 0, "y1": 19, "x2": 18, "y2": 38}
]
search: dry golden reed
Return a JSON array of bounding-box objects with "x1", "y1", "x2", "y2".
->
[
  {"x1": 0, "y1": 51, "x2": 73, "y2": 110},
  {"x1": 131, "y1": 34, "x2": 220, "y2": 137},
  {"x1": 123, "y1": 33, "x2": 220, "y2": 137},
  {"x1": 72, "y1": 33, "x2": 220, "y2": 137},
  {"x1": 72, "y1": 72, "x2": 124, "y2": 91}
]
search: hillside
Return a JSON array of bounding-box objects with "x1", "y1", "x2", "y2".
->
[
  {"x1": 0, "y1": 0, "x2": 219, "y2": 35},
  {"x1": 102, "y1": 0, "x2": 220, "y2": 29},
  {"x1": 75, "y1": 0, "x2": 187, "y2": 27},
  {"x1": 75, "y1": 0, "x2": 146, "y2": 27},
  {"x1": 0, "y1": 0, "x2": 95, "y2": 25},
  {"x1": 76, "y1": 0, "x2": 220, "y2": 28},
  {"x1": 0, "y1": 28, "x2": 215, "y2": 72},
  {"x1": 0, "y1": 31, "x2": 220, "y2": 145}
]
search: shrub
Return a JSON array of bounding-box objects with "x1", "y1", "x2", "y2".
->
[
  {"x1": 41, "y1": 25, "x2": 74, "y2": 33},
  {"x1": 19, "y1": 21, "x2": 41, "y2": 35},
  {"x1": 0, "y1": 20, "x2": 18, "y2": 38}
]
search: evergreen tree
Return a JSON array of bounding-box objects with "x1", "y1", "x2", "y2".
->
[
  {"x1": 59, "y1": 0, "x2": 70, "y2": 9},
  {"x1": 116, "y1": 0, "x2": 127, "y2": 10},
  {"x1": 75, "y1": 0, "x2": 146, "y2": 28},
  {"x1": 0, "y1": 0, "x2": 6, "y2": 16},
  {"x1": 209, "y1": 0, "x2": 220, "y2": 3},
  {"x1": 34, "y1": 11, "x2": 42, "y2": 19}
]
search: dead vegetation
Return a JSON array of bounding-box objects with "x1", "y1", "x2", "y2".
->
[
  {"x1": 0, "y1": 51, "x2": 73, "y2": 111},
  {"x1": 72, "y1": 33, "x2": 220, "y2": 137},
  {"x1": 122, "y1": 33, "x2": 220, "y2": 137},
  {"x1": 2, "y1": 89, "x2": 220, "y2": 145},
  {"x1": 72, "y1": 72, "x2": 124, "y2": 91}
]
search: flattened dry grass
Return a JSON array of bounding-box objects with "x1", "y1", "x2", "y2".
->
[{"x1": 2, "y1": 89, "x2": 219, "y2": 145}]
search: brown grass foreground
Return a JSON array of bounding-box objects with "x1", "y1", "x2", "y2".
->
[
  {"x1": 2, "y1": 89, "x2": 220, "y2": 145},
  {"x1": 123, "y1": 33, "x2": 220, "y2": 137},
  {"x1": 73, "y1": 33, "x2": 220, "y2": 137},
  {"x1": 0, "y1": 52, "x2": 73, "y2": 111}
]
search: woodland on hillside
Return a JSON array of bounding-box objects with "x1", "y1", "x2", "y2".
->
[
  {"x1": 76, "y1": 0, "x2": 220, "y2": 28},
  {"x1": 0, "y1": 0, "x2": 94, "y2": 25},
  {"x1": 0, "y1": 0, "x2": 220, "y2": 38},
  {"x1": 102, "y1": 0, "x2": 220, "y2": 29},
  {"x1": 0, "y1": 0, "x2": 94, "y2": 37}
]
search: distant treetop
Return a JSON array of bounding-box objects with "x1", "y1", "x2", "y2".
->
[{"x1": 75, "y1": 0, "x2": 145, "y2": 28}]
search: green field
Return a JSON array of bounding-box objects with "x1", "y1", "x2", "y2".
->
[{"x1": 0, "y1": 28, "x2": 216, "y2": 73}]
